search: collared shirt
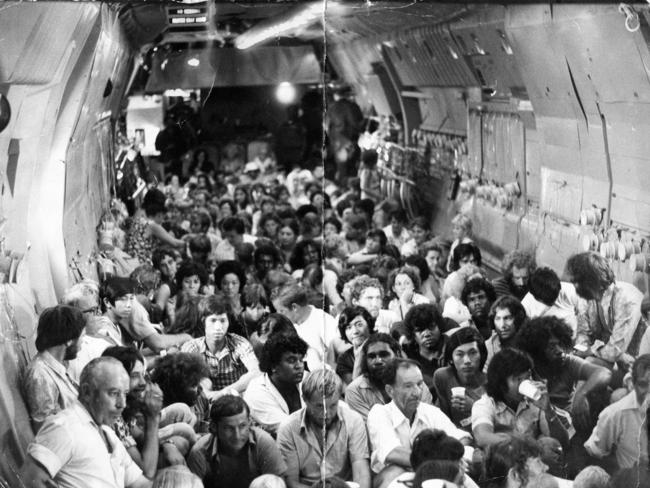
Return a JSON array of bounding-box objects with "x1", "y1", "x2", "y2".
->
[
  {"x1": 367, "y1": 400, "x2": 471, "y2": 473},
  {"x1": 277, "y1": 404, "x2": 369, "y2": 486},
  {"x1": 522, "y1": 282, "x2": 581, "y2": 337},
  {"x1": 27, "y1": 403, "x2": 143, "y2": 488},
  {"x1": 483, "y1": 332, "x2": 502, "y2": 373},
  {"x1": 188, "y1": 426, "x2": 286, "y2": 488},
  {"x1": 575, "y1": 281, "x2": 644, "y2": 363},
  {"x1": 345, "y1": 375, "x2": 433, "y2": 422},
  {"x1": 181, "y1": 333, "x2": 258, "y2": 390},
  {"x1": 22, "y1": 351, "x2": 80, "y2": 426},
  {"x1": 293, "y1": 306, "x2": 338, "y2": 371},
  {"x1": 471, "y1": 394, "x2": 549, "y2": 445},
  {"x1": 243, "y1": 373, "x2": 304, "y2": 434},
  {"x1": 585, "y1": 391, "x2": 648, "y2": 469}
]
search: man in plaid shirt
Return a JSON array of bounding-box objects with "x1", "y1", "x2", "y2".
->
[{"x1": 181, "y1": 294, "x2": 260, "y2": 399}]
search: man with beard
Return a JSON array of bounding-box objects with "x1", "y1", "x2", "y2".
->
[
  {"x1": 459, "y1": 277, "x2": 496, "y2": 340},
  {"x1": 149, "y1": 351, "x2": 212, "y2": 431},
  {"x1": 567, "y1": 251, "x2": 645, "y2": 370},
  {"x1": 345, "y1": 333, "x2": 433, "y2": 422},
  {"x1": 349, "y1": 275, "x2": 399, "y2": 335},
  {"x1": 483, "y1": 295, "x2": 528, "y2": 371},
  {"x1": 367, "y1": 359, "x2": 472, "y2": 488},
  {"x1": 515, "y1": 317, "x2": 612, "y2": 434},
  {"x1": 277, "y1": 369, "x2": 370, "y2": 488},
  {"x1": 244, "y1": 334, "x2": 308, "y2": 436},
  {"x1": 492, "y1": 250, "x2": 536, "y2": 301},
  {"x1": 20, "y1": 357, "x2": 153, "y2": 488},
  {"x1": 22, "y1": 305, "x2": 86, "y2": 433}
]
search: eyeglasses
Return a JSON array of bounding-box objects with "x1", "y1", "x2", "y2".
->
[{"x1": 81, "y1": 306, "x2": 101, "y2": 316}]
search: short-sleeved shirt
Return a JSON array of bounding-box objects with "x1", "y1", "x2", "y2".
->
[
  {"x1": 433, "y1": 366, "x2": 485, "y2": 431},
  {"x1": 345, "y1": 375, "x2": 433, "y2": 422},
  {"x1": 277, "y1": 404, "x2": 369, "y2": 486},
  {"x1": 584, "y1": 391, "x2": 647, "y2": 469},
  {"x1": 471, "y1": 394, "x2": 548, "y2": 444},
  {"x1": 181, "y1": 333, "x2": 258, "y2": 390},
  {"x1": 188, "y1": 427, "x2": 286, "y2": 488},
  {"x1": 243, "y1": 373, "x2": 304, "y2": 434},
  {"x1": 22, "y1": 351, "x2": 80, "y2": 426},
  {"x1": 27, "y1": 403, "x2": 143, "y2": 488},
  {"x1": 367, "y1": 400, "x2": 471, "y2": 473}
]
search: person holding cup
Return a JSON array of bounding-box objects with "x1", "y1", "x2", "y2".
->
[
  {"x1": 471, "y1": 349, "x2": 570, "y2": 453},
  {"x1": 433, "y1": 328, "x2": 487, "y2": 431}
]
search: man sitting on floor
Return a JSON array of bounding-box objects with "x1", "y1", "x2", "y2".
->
[{"x1": 20, "y1": 357, "x2": 153, "y2": 488}]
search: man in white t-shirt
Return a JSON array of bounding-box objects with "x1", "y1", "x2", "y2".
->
[{"x1": 273, "y1": 284, "x2": 338, "y2": 371}]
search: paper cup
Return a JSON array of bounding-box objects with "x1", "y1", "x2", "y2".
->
[
  {"x1": 518, "y1": 380, "x2": 542, "y2": 401},
  {"x1": 451, "y1": 386, "x2": 466, "y2": 398}
]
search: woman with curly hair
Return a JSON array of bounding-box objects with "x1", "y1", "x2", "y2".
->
[
  {"x1": 515, "y1": 316, "x2": 611, "y2": 433},
  {"x1": 484, "y1": 295, "x2": 528, "y2": 371},
  {"x1": 387, "y1": 266, "x2": 430, "y2": 321}
]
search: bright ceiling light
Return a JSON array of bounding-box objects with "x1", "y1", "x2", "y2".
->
[
  {"x1": 187, "y1": 57, "x2": 200, "y2": 67},
  {"x1": 276, "y1": 82, "x2": 297, "y2": 104}
]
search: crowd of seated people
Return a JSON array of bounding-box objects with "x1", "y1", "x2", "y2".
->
[{"x1": 17, "y1": 139, "x2": 650, "y2": 488}]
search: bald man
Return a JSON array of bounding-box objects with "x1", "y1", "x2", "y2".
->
[{"x1": 20, "y1": 357, "x2": 154, "y2": 488}]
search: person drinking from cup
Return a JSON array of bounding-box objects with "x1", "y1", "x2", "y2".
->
[{"x1": 471, "y1": 349, "x2": 570, "y2": 455}]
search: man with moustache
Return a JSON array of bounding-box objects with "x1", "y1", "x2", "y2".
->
[
  {"x1": 20, "y1": 357, "x2": 153, "y2": 487},
  {"x1": 483, "y1": 295, "x2": 528, "y2": 371},
  {"x1": 492, "y1": 250, "x2": 536, "y2": 301},
  {"x1": 345, "y1": 333, "x2": 433, "y2": 422},
  {"x1": 22, "y1": 305, "x2": 86, "y2": 433},
  {"x1": 367, "y1": 359, "x2": 472, "y2": 488}
]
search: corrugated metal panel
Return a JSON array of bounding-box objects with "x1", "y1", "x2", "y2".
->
[
  {"x1": 449, "y1": 12, "x2": 526, "y2": 98},
  {"x1": 384, "y1": 25, "x2": 478, "y2": 87}
]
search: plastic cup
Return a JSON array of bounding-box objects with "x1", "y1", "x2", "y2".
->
[
  {"x1": 451, "y1": 386, "x2": 466, "y2": 398},
  {"x1": 518, "y1": 380, "x2": 542, "y2": 401}
]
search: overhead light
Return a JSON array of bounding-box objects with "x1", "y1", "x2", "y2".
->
[
  {"x1": 235, "y1": 1, "x2": 337, "y2": 50},
  {"x1": 187, "y1": 57, "x2": 200, "y2": 67},
  {"x1": 276, "y1": 82, "x2": 296, "y2": 104}
]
